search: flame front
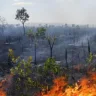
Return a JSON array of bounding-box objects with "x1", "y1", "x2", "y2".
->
[
  {"x1": 0, "y1": 80, "x2": 6, "y2": 96},
  {"x1": 39, "y1": 72, "x2": 96, "y2": 96},
  {"x1": 0, "y1": 74, "x2": 13, "y2": 96},
  {"x1": 1, "y1": 72, "x2": 96, "y2": 96},
  {"x1": 0, "y1": 90, "x2": 6, "y2": 96}
]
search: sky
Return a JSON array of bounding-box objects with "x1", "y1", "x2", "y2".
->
[{"x1": 0, "y1": 0, "x2": 96, "y2": 25}]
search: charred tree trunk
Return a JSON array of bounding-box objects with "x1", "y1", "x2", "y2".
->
[
  {"x1": 65, "y1": 49, "x2": 68, "y2": 69},
  {"x1": 50, "y1": 47, "x2": 53, "y2": 58},
  {"x1": 34, "y1": 43, "x2": 37, "y2": 65},
  {"x1": 88, "y1": 40, "x2": 91, "y2": 55},
  {"x1": 23, "y1": 23, "x2": 25, "y2": 35},
  {"x1": 48, "y1": 38, "x2": 55, "y2": 59}
]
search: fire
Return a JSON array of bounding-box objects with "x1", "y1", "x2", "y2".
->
[
  {"x1": 0, "y1": 71, "x2": 96, "y2": 96},
  {"x1": 0, "y1": 90, "x2": 6, "y2": 96},
  {"x1": 39, "y1": 72, "x2": 96, "y2": 96},
  {"x1": 0, "y1": 79, "x2": 6, "y2": 96},
  {"x1": 0, "y1": 74, "x2": 13, "y2": 96}
]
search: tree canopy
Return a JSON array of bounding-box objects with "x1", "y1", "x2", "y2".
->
[{"x1": 15, "y1": 7, "x2": 29, "y2": 24}]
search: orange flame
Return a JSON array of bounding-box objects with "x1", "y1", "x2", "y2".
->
[
  {"x1": 0, "y1": 80, "x2": 6, "y2": 96},
  {"x1": 39, "y1": 72, "x2": 96, "y2": 96},
  {"x1": 0, "y1": 90, "x2": 6, "y2": 96},
  {"x1": 0, "y1": 74, "x2": 13, "y2": 96}
]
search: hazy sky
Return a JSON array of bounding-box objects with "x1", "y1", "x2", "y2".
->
[{"x1": 0, "y1": 0, "x2": 96, "y2": 24}]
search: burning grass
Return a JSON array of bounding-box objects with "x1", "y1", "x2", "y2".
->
[
  {"x1": 1, "y1": 52, "x2": 96, "y2": 96},
  {"x1": 1, "y1": 71, "x2": 96, "y2": 96},
  {"x1": 37, "y1": 72, "x2": 96, "y2": 96}
]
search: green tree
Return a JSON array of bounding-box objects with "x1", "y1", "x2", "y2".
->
[
  {"x1": 27, "y1": 27, "x2": 46, "y2": 64},
  {"x1": 15, "y1": 7, "x2": 29, "y2": 35},
  {"x1": 8, "y1": 49, "x2": 19, "y2": 67},
  {"x1": 46, "y1": 36, "x2": 56, "y2": 58},
  {"x1": 37, "y1": 27, "x2": 46, "y2": 39},
  {"x1": 10, "y1": 56, "x2": 34, "y2": 96},
  {"x1": 27, "y1": 29, "x2": 37, "y2": 64},
  {"x1": 43, "y1": 58, "x2": 60, "y2": 75}
]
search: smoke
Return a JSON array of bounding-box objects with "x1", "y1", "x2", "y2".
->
[
  {"x1": 2, "y1": 0, "x2": 96, "y2": 24},
  {"x1": 34, "y1": 0, "x2": 96, "y2": 25}
]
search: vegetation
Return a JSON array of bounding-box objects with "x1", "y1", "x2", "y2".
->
[
  {"x1": 6, "y1": 48, "x2": 96, "y2": 96},
  {"x1": 37, "y1": 27, "x2": 46, "y2": 39},
  {"x1": 43, "y1": 58, "x2": 60, "y2": 75},
  {"x1": 46, "y1": 36, "x2": 56, "y2": 58},
  {"x1": 27, "y1": 27, "x2": 46, "y2": 64},
  {"x1": 8, "y1": 52, "x2": 60, "y2": 96},
  {"x1": 10, "y1": 56, "x2": 32, "y2": 77},
  {"x1": 8, "y1": 49, "x2": 19, "y2": 67},
  {"x1": 37, "y1": 57, "x2": 60, "y2": 78},
  {"x1": 15, "y1": 7, "x2": 29, "y2": 35},
  {"x1": 1, "y1": 7, "x2": 96, "y2": 96},
  {"x1": 10, "y1": 56, "x2": 34, "y2": 96}
]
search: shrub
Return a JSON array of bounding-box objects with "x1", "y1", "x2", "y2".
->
[
  {"x1": 10, "y1": 56, "x2": 32, "y2": 77},
  {"x1": 8, "y1": 49, "x2": 19, "y2": 67},
  {"x1": 87, "y1": 52, "x2": 93, "y2": 63},
  {"x1": 10, "y1": 56, "x2": 36, "y2": 96},
  {"x1": 43, "y1": 58, "x2": 60, "y2": 76}
]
